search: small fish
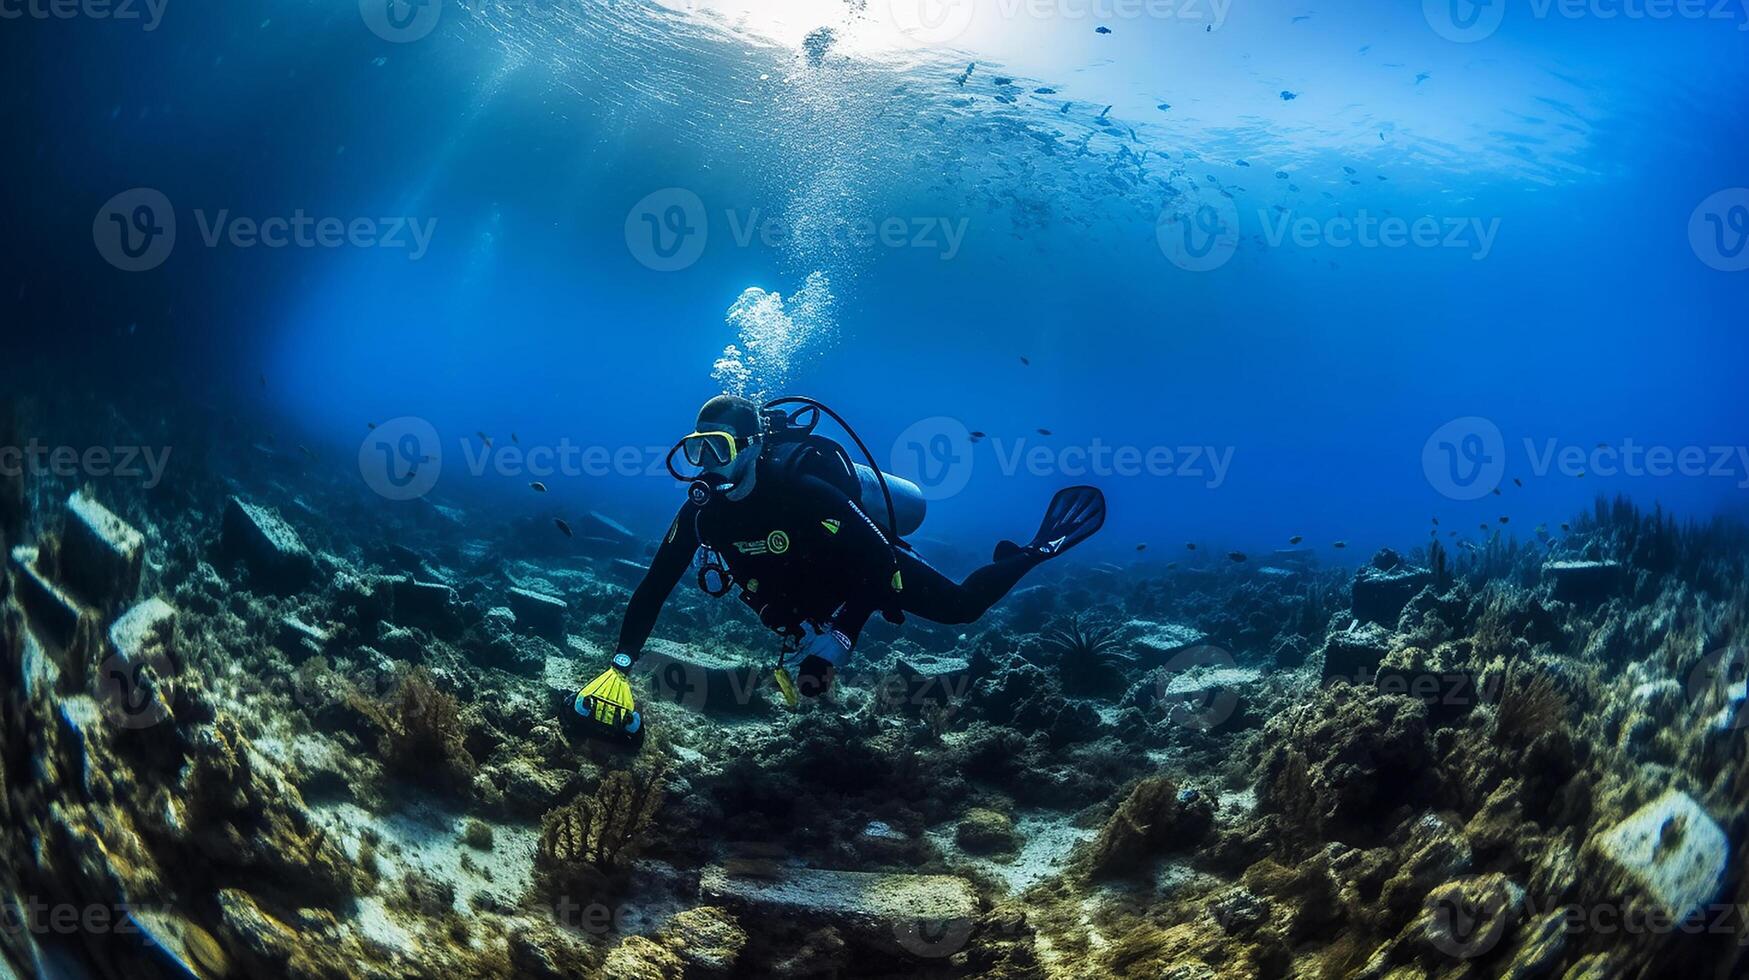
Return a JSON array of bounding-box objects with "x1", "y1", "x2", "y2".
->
[
  {"x1": 969, "y1": 431, "x2": 987, "y2": 442},
  {"x1": 1157, "y1": 103, "x2": 1172, "y2": 111},
  {"x1": 1035, "y1": 87, "x2": 1056, "y2": 95},
  {"x1": 1036, "y1": 428, "x2": 1052, "y2": 436},
  {"x1": 1415, "y1": 72, "x2": 1430, "y2": 84},
  {"x1": 1020, "y1": 356, "x2": 1030, "y2": 366},
  {"x1": 1431, "y1": 516, "x2": 1439, "y2": 525},
  {"x1": 1227, "y1": 551, "x2": 1247, "y2": 562},
  {"x1": 1291, "y1": 13, "x2": 1311, "y2": 22},
  {"x1": 298, "y1": 445, "x2": 315, "y2": 461},
  {"x1": 1333, "y1": 541, "x2": 1347, "y2": 549},
  {"x1": 1512, "y1": 478, "x2": 1522, "y2": 487},
  {"x1": 1235, "y1": 159, "x2": 1250, "y2": 167},
  {"x1": 1280, "y1": 90, "x2": 1298, "y2": 101},
  {"x1": 1095, "y1": 25, "x2": 1111, "y2": 33},
  {"x1": 1561, "y1": 523, "x2": 1570, "y2": 532},
  {"x1": 1289, "y1": 535, "x2": 1303, "y2": 545},
  {"x1": 512, "y1": 432, "x2": 520, "y2": 444},
  {"x1": 367, "y1": 422, "x2": 377, "y2": 430},
  {"x1": 1166, "y1": 562, "x2": 1178, "y2": 570},
  {"x1": 1499, "y1": 516, "x2": 1510, "y2": 524},
  {"x1": 1480, "y1": 524, "x2": 1490, "y2": 531},
  {"x1": 530, "y1": 482, "x2": 548, "y2": 493},
  {"x1": 1343, "y1": 166, "x2": 1356, "y2": 175},
  {"x1": 1136, "y1": 544, "x2": 1147, "y2": 552},
  {"x1": 1186, "y1": 542, "x2": 1197, "y2": 551},
  {"x1": 477, "y1": 431, "x2": 493, "y2": 447},
  {"x1": 554, "y1": 518, "x2": 573, "y2": 538},
  {"x1": 1492, "y1": 487, "x2": 1502, "y2": 496}
]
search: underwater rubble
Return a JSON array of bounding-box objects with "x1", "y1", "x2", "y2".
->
[{"x1": 3, "y1": 410, "x2": 1748, "y2": 978}]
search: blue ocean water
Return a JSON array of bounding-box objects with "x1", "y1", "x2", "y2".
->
[{"x1": 5, "y1": 0, "x2": 1747, "y2": 564}]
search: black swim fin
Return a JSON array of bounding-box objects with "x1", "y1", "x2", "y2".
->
[{"x1": 994, "y1": 485, "x2": 1107, "y2": 561}]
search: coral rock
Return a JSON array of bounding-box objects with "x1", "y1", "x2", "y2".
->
[
  {"x1": 508, "y1": 586, "x2": 569, "y2": 643},
  {"x1": 1353, "y1": 551, "x2": 1432, "y2": 626},
  {"x1": 1125, "y1": 619, "x2": 1211, "y2": 666},
  {"x1": 1542, "y1": 560, "x2": 1624, "y2": 604},
  {"x1": 1318, "y1": 620, "x2": 1395, "y2": 684},
  {"x1": 956, "y1": 807, "x2": 1018, "y2": 854},
  {"x1": 659, "y1": 906, "x2": 747, "y2": 978},
  {"x1": 11, "y1": 545, "x2": 88, "y2": 651},
  {"x1": 1593, "y1": 789, "x2": 1728, "y2": 922},
  {"x1": 60, "y1": 490, "x2": 144, "y2": 612},
  {"x1": 220, "y1": 496, "x2": 314, "y2": 593},
  {"x1": 699, "y1": 865, "x2": 977, "y2": 958},
  {"x1": 602, "y1": 935, "x2": 685, "y2": 980},
  {"x1": 639, "y1": 638, "x2": 769, "y2": 716}
]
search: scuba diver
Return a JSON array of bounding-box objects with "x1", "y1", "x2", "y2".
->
[{"x1": 573, "y1": 394, "x2": 1106, "y2": 741}]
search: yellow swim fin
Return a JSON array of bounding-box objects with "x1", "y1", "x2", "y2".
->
[{"x1": 574, "y1": 653, "x2": 643, "y2": 743}]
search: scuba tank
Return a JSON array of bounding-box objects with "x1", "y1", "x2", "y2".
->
[
  {"x1": 854, "y1": 463, "x2": 925, "y2": 538},
  {"x1": 759, "y1": 399, "x2": 927, "y2": 539}
]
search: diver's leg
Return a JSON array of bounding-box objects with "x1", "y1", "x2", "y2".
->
[{"x1": 895, "y1": 549, "x2": 1042, "y2": 625}]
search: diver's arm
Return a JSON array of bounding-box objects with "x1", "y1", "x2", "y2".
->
[{"x1": 613, "y1": 504, "x2": 700, "y2": 662}]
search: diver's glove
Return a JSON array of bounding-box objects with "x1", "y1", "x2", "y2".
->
[
  {"x1": 797, "y1": 621, "x2": 854, "y2": 670},
  {"x1": 775, "y1": 622, "x2": 853, "y2": 704}
]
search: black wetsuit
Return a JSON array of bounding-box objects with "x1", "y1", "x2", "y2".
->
[{"x1": 616, "y1": 454, "x2": 1047, "y2": 658}]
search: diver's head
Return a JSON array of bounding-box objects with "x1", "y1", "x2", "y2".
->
[{"x1": 682, "y1": 394, "x2": 762, "y2": 498}]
